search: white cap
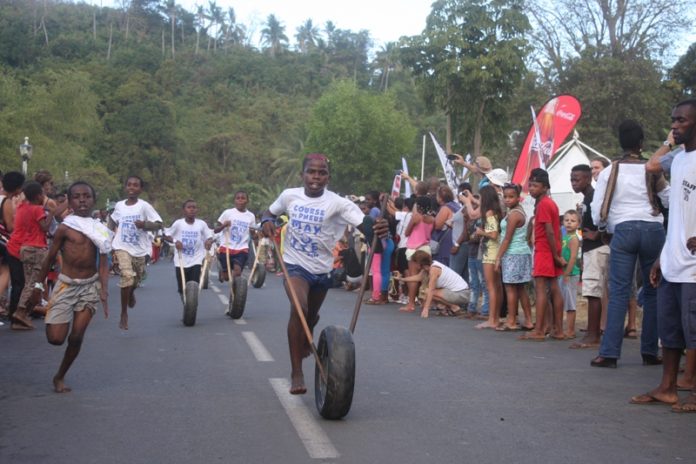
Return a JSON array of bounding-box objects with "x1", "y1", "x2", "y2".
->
[{"x1": 486, "y1": 168, "x2": 508, "y2": 187}]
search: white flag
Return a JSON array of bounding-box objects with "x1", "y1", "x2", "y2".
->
[
  {"x1": 401, "y1": 157, "x2": 412, "y2": 197},
  {"x1": 429, "y1": 132, "x2": 459, "y2": 191}
]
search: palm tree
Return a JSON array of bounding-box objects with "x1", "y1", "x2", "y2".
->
[
  {"x1": 207, "y1": 0, "x2": 223, "y2": 52},
  {"x1": 260, "y1": 14, "x2": 288, "y2": 58},
  {"x1": 373, "y1": 42, "x2": 398, "y2": 91},
  {"x1": 295, "y1": 18, "x2": 318, "y2": 53}
]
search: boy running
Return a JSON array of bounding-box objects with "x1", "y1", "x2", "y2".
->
[
  {"x1": 261, "y1": 153, "x2": 386, "y2": 395},
  {"x1": 31, "y1": 182, "x2": 112, "y2": 393},
  {"x1": 164, "y1": 200, "x2": 214, "y2": 296},
  {"x1": 108, "y1": 176, "x2": 162, "y2": 330},
  {"x1": 214, "y1": 191, "x2": 256, "y2": 282}
]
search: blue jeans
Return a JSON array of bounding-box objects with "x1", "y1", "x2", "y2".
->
[
  {"x1": 467, "y1": 257, "x2": 489, "y2": 315},
  {"x1": 449, "y1": 243, "x2": 469, "y2": 283},
  {"x1": 599, "y1": 221, "x2": 665, "y2": 359}
]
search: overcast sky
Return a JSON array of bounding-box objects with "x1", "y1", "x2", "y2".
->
[{"x1": 86, "y1": 0, "x2": 433, "y2": 49}]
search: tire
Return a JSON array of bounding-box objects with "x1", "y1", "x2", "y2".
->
[
  {"x1": 250, "y1": 265, "x2": 266, "y2": 288},
  {"x1": 230, "y1": 277, "x2": 247, "y2": 319},
  {"x1": 183, "y1": 281, "x2": 198, "y2": 326},
  {"x1": 314, "y1": 325, "x2": 355, "y2": 420},
  {"x1": 201, "y1": 265, "x2": 210, "y2": 290}
]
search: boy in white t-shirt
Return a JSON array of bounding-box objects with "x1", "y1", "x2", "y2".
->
[
  {"x1": 164, "y1": 200, "x2": 213, "y2": 296},
  {"x1": 261, "y1": 153, "x2": 387, "y2": 395},
  {"x1": 213, "y1": 191, "x2": 256, "y2": 282},
  {"x1": 108, "y1": 176, "x2": 162, "y2": 330}
]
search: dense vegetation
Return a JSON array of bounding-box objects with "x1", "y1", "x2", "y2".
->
[{"x1": 0, "y1": 0, "x2": 693, "y2": 222}]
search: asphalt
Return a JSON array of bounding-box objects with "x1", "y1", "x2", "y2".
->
[{"x1": 1, "y1": 261, "x2": 693, "y2": 464}]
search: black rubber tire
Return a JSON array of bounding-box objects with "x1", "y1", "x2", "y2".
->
[
  {"x1": 314, "y1": 325, "x2": 355, "y2": 420},
  {"x1": 183, "y1": 281, "x2": 198, "y2": 326},
  {"x1": 201, "y1": 265, "x2": 209, "y2": 290},
  {"x1": 230, "y1": 277, "x2": 247, "y2": 319},
  {"x1": 250, "y1": 264, "x2": 266, "y2": 288}
]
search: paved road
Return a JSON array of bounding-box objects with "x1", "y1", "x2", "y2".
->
[{"x1": 1, "y1": 262, "x2": 693, "y2": 464}]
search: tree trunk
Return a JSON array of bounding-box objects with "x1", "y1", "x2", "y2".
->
[
  {"x1": 162, "y1": 28, "x2": 165, "y2": 57},
  {"x1": 107, "y1": 22, "x2": 113, "y2": 60},
  {"x1": 446, "y1": 111, "x2": 452, "y2": 154},
  {"x1": 473, "y1": 100, "x2": 486, "y2": 157},
  {"x1": 170, "y1": 11, "x2": 175, "y2": 60},
  {"x1": 93, "y1": 9, "x2": 97, "y2": 42}
]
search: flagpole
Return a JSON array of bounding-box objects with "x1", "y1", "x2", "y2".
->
[{"x1": 421, "y1": 134, "x2": 426, "y2": 181}]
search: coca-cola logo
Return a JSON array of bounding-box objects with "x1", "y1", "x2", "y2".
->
[{"x1": 556, "y1": 110, "x2": 577, "y2": 122}]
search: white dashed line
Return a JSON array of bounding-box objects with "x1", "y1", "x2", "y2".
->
[
  {"x1": 269, "y1": 378, "x2": 340, "y2": 460},
  {"x1": 211, "y1": 285, "x2": 220, "y2": 294},
  {"x1": 242, "y1": 331, "x2": 274, "y2": 362}
]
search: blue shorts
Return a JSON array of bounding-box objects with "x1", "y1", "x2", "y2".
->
[
  {"x1": 285, "y1": 263, "x2": 332, "y2": 292},
  {"x1": 218, "y1": 251, "x2": 248, "y2": 272},
  {"x1": 657, "y1": 279, "x2": 696, "y2": 350}
]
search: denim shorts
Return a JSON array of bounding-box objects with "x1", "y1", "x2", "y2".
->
[
  {"x1": 658, "y1": 279, "x2": 696, "y2": 350},
  {"x1": 285, "y1": 263, "x2": 332, "y2": 292}
]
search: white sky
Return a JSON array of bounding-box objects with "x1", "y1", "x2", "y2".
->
[{"x1": 87, "y1": 0, "x2": 433, "y2": 49}]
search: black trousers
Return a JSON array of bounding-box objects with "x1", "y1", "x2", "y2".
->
[
  {"x1": 7, "y1": 253, "x2": 25, "y2": 315},
  {"x1": 175, "y1": 265, "x2": 202, "y2": 294}
]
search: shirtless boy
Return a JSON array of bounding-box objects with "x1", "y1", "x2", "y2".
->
[
  {"x1": 261, "y1": 153, "x2": 386, "y2": 394},
  {"x1": 32, "y1": 182, "x2": 111, "y2": 393},
  {"x1": 109, "y1": 176, "x2": 162, "y2": 329}
]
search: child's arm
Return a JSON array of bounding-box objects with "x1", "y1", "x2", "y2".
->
[
  {"x1": 562, "y1": 235, "x2": 580, "y2": 281},
  {"x1": 99, "y1": 251, "x2": 109, "y2": 319},
  {"x1": 544, "y1": 222, "x2": 565, "y2": 267},
  {"x1": 495, "y1": 211, "x2": 522, "y2": 271}
]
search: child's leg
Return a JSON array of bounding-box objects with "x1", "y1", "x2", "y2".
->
[
  {"x1": 548, "y1": 277, "x2": 565, "y2": 338},
  {"x1": 519, "y1": 283, "x2": 533, "y2": 329},
  {"x1": 51, "y1": 308, "x2": 93, "y2": 393},
  {"x1": 532, "y1": 277, "x2": 548, "y2": 337},
  {"x1": 503, "y1": 283, "x2": 519, "y2": 328},
  {"x1": 402, "y1": 260, "x2": 419, "y2": 311},
  {"x1": 478, "y1": 263, "x2": 500, "y2": 328},
  {"x1": 370, "y1": 252, "x2": 382, "y2": 301},
  {"x1": 565, "y1": 310, "x2": 576, "y2": 337},
  {"x1": 678, "y1": 349, "x2": 696, "y2": 390}
]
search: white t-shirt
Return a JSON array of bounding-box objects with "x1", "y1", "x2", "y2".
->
[
  {"x1": 269, "y1": 188, "x2": 364, "y2": 274},
  {"x1": 165, "y1": 219, "x2": 213, "y2": 268},
  {"x1": 590, "y1": 163, "x2": 669, "y2": 233},
  {"x1": 661, "y1": 149, "x2": 696, "y2": 282},
  {"x1": 217, "y1": 208, "x2": 256, "y2": 251},
  {"x1": 111, "y1": 199, "x2": 162, "y2": 257},
  {"x1": 433, "y1": 261, "x2": 469, "y2": 291},
  {"x1": 395, "y1": 211, "x2": 412, "y2": 249}
]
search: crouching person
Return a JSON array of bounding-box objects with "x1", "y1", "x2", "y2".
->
[{"x1": 397, "y1": 250, "x2": 469, "y2": 319}]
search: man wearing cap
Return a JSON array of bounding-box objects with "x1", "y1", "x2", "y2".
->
[{"x1": 452, "y1": 154, "x2": 493, "y2": 191}]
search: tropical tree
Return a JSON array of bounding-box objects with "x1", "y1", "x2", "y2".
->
[
  {"x1": 261, "y1": 14, "x2": 288, "y2": 57},
  {"x1": 295, "y1": 19, "x2": 319, "y2": 53},
  {"x1": 306, "y1": 81, "x2": 416, "y2": 193},
  {"x1": 401, "y1": 0, "x2": 530, "y2": 155}
]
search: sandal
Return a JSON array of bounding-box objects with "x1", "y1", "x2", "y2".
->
[
  {"x1": 624, "y1": 327, "x2": 638, "y2": 339},
  {"x1": 365, "y1": 298, "x2": 387, "y2": 305}
]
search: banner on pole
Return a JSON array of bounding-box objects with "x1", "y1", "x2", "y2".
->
[
  {"x1": 401, "y1": 157, "x2": 412, "y2": 197},
  {"x1": 512, "y1": 95, "x2": 582, "y2": 192},
  {"x1": 429, "y1": 132, "x2": 459, "y2": 192},
  {"x1": 391, "y1": 174, "x2": 402, "y2": 199}
]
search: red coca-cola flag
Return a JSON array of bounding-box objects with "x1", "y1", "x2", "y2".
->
[{"x1": 512, "y1": 95, "x2": 582, "y2": 191}]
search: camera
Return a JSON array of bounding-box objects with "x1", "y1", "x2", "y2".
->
[{"x1": 446, "y1": 154, "x2": 458, "y2": 161}]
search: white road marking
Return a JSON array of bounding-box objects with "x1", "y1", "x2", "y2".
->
[
  {"x1": 212, "y1": 285, "x2": 220, "y2": 294},
  {"x1": 234, "y1": 319, "x2": 247, "y2": 325},
  {"x1": 218, "y1": 294, "x2": 228, "y2": 305},
  {"x1": 242, "y1": 331, "x2": 273, "y2": 361},
  {"x1": 269, "y1": 378, "x2": 340, "y2": 460}
]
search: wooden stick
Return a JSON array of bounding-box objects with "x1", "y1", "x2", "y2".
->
[
  {"x1": 349, "y1": 194, "x2": 389, "y2": 333},
  {"x1": 177, "y1": 249, "x2": 187, "y2": 306},
  {"x1": 247, "y1": 238, "x2": 260, "y2": 286},
  {"x1": 198, "y1": 252, "x2": 210, "y2": 291},
  {"x1": 272, "y1": 243, "x2": 328, "y2": 384}
]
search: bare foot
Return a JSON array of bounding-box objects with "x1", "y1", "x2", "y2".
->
[
  {"x1": 399, "y1": 305, "x2": 415, "y2": 312},
  {"x1": 53, "y1": 376, "x2": 72, "y2": 393},
  {"x1": 672, "y1": 394, "x2": 696, "y2": 413},
  {"x1": 11, "y1": 312, "x2": 34, "y2": 329},
  {"x1": 119, "y1": 314, "x2": 129, "y2": 330},
  {"x1": 128, "y1": 290, "x2": 136, "y2": 308},
  {"x1": 290, "y1": 374, "x2": 307, "y2": 395},
  {"x1": 11, "y1": 321, "x2": 32, "y2": 331},
  {"x1": 420, "y1": 309, "x2": 429, "y2": 318}
]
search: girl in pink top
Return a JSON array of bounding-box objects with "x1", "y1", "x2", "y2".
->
[{"x1": 400, "y1": 196, "x2": 434, "y2": 312}]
